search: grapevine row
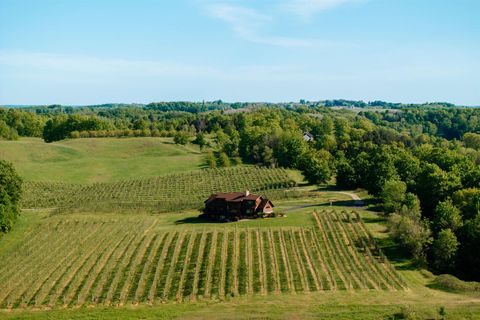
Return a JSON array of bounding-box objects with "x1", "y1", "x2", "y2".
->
[{"x1": 0, "y1": 210, "x2": 407, "y2": 310}]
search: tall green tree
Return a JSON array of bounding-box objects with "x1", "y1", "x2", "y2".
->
[
  {"x1": 433, "y1": 199, "x2": 463, "y2": 232},
  {"x1": 393, "y1": 149, "x2": 420, "y2": 190},
  {"x1": 274, "y1": 130, "x2": 307, "y2": 168},
  {"x1": 432, "y1": 228, "x2": 459, "y2": 272},
  {"x1": 335, "y1": 158, "x2": 358, "y2": 189},
  {"x1": 463, "y1": 132, "x2": 480, "y2": 150},
  {"x1": 452, "y1": 188, "x2": 480, "y2": 220},
  {"x1": 0, "y1": 161, "x2": 22, "y2": 234},
  {"x1": 415, "y1": 163, "x2": 462, "y2": 217},
  {"x1": 193, "y1": 132, "x2": 207, "y2": 150},
  {"x1": 389, "y1": 194, "x2": 432, "y2": 264},
  {"x1": 364, "y1": 146, "x2": 398, "y2": 196},
  {"x1": 299, "y1": 149, "x2": 334, "y2": 184},
  {"x1": 457, "y1": 214, "x2": 480, "y2": 279},
  {"x1": 381, "y1": 179, "x2": 407, "y2": 214}
]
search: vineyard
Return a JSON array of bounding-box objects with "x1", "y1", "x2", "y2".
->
[
  {"x1": 21, "y1": 166, "x2": 297, "y2": 212},
  {"x1": 0, "y1": 210, "x2": 407, "y2": 310}
]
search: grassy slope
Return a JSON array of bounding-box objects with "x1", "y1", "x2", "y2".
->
[
  {"x1": 2, "y1": 291, "x2": 479, "y2": 320},
  {"x1": 0, "y1": 138, "x2": 205, "y2": 183}
]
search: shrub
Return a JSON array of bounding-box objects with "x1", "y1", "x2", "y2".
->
[
  {"x1": 431, "y1": 274, "x2": 480, "y2": 293},
  {"x1": 217, "y1": 152, "x2": 231, "y2": 167},
  {"x1": 173, "y1": 131, "x2": 190, "y2": 145},
  {"x1": 206, "y1": 151, "x2": 217, "y2": 168},
  {"x1": 391, "y1": 306, "x2": 418, "y2": 320}
]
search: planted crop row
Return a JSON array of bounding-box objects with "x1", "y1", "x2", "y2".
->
[
  {"x1": 0, "y1": 210, "x2": 406, "y2": 310},
  {"x1": 312, "y1": 210, "x2": 407, "y2": 291},
  {"x1": 21, "y1": 166, "x2": 296, "y2": 212}
]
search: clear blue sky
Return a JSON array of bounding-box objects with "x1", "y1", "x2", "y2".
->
[{"x1": 1, "y1": 0, "x2": 479, "y2": 105}]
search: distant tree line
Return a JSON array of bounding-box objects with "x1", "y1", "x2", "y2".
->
[
  {"x1": 361, "y1": 108, "x2": 480, "y2": 139},
  {"x1": 43, "y1": 115, "x2": 114, "y2": 142},
  {"x1": 302, "y1": 99, "x2": 457, "y2": 109},
  {"x1": 0, "y1": 101, "x2": 476, "y2": 141},
  {"x1": 0, "y1": 108, "x2": 46, "y2": 140}
]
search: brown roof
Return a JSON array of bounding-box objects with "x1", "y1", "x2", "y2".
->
[
  {"x1": 258, "y1": 198, "x2": 274, "y2": 209},
  {"x1": 205, "y1": 192, "x2": 261, "y2": 204}
]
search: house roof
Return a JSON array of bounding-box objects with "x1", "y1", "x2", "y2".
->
[
  {"x1": 204, "y1": 192, "x2": 262, "y2": 204},
  {"x1": 258, "y1": 198, "x2": 274, "y2": 209}
]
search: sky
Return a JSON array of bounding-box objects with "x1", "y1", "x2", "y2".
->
[{"x1": 0, "y1": 0, "x2": 479, "y2": 105}]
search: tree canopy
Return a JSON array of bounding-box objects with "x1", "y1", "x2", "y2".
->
[{"x1": 0, "y1": 160, "x2": 22, "y2": 234}]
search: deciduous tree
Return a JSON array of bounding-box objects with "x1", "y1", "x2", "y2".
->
[
  {"x1": 432, "y1": 228, "x2": 459, "y2": 272},
  {"x1": 0, "y1": 161, "x2": 22, "y2": 234}
]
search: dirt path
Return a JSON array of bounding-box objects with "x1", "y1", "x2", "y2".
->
[
  {"x1": 335, "y1": 192, "x2": 365, "y2": 206},
  {"x1": 282, "y1": 191, "x2": 364, "y2": 213}
]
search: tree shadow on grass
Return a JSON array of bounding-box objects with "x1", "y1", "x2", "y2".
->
[
  {"x1": 297, "y1": 182, "x2": 311, "y2": 187},
  {"x1": 312, "y1": 185, "x2": 343, "y2": 191},
  {"x1": 374, "y1": 236, "x2": 418, "y2": 270},
  {"x1": 362, "y1": 216, "x2": 386, "y2": 225},
  {"x1": 174, "y1": 216, "x2": 225, "y2": 225},
  {"x1": 319, "y1": 200, "x2": 359, "y2": 207},
  {"x1": 366, "y1": 204, "x2": 384, "y2": 212}
]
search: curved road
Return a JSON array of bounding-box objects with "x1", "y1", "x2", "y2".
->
[
  {"x1": 282, "y1": 191, "x2": 364, "y2": 213},
  {"x1": 334, "y1": 192, "x2": 365, "y2": 206}
]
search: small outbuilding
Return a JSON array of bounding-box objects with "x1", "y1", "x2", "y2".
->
[
  {"x1": 201, "y1": 191, "x2": 274, "y2": 221},
  {"x1": 303, "y1": 131, "x2": 314, "y2": 142}
]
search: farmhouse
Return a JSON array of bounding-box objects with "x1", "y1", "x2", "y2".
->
[{"x1": 202, "y1": 191, "x2": 274, "y2": 221}]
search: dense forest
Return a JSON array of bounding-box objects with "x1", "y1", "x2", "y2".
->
[{"x1": 1, "y1": 101, "x2": 480, "y2": 281}]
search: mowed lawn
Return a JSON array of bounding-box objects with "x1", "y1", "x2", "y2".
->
[{"x1": 0, "y1": 137, "x2": 205, "y2": 183}]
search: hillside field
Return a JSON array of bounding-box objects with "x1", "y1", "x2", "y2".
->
[
  {"x1": 0, "y1": 208, "x2": 405, "y2": 308},
  {"x1": 1, "y1": 205, "x2": 480, "y2": 319},
  {"x1": 21, "y1": 166, "x2": 299, "y2": 212},
  {"x1": 0, "y1": 138, "x2": 205, "y2": 184}
]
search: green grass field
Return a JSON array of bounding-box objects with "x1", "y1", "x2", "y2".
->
[{"x1": 0, "y1": 137, "x2": 205, "y2": 183}]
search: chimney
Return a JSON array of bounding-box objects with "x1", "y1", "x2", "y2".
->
[{"x1": 245, "y1": 190, "x2": 250, "y2": 196}]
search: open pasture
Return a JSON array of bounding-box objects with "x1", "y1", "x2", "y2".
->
[
  {"x1": 0, "y1": 209, "x2": 406, "y2": 310},
  {"x1": 0, "y1": 137, "x2": 204, "y2": 184}
]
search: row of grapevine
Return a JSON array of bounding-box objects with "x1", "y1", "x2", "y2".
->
[
  {"x1": 0, "y1": 210, "x2": 407, "y2": 310},
  {"x1": 312, "y1": 210, "x2": 408, "y2": 291},
  {"x1": 21, "y1": 166, "x2": 296, "y2": 212}
]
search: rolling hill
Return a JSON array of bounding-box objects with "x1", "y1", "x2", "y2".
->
[{"x1": 0, "y1": 137, "x2": 205, "y2": 184}]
